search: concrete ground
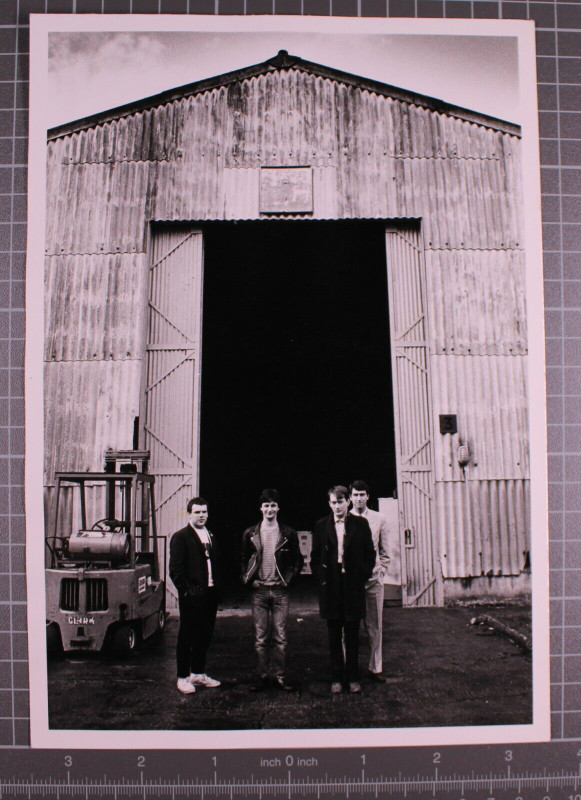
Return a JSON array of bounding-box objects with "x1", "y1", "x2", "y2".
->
[{"x1": 47, "y1": 596, "x2": 532, "y2": 731}]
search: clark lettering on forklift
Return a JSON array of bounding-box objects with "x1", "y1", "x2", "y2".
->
[{"x1": 169, "y1": 498, "x2": 223, "y2": 695}]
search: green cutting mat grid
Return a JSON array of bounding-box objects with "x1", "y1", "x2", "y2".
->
[{"x1": 0, "y1": 0, "x2": 577, "y2": 746}]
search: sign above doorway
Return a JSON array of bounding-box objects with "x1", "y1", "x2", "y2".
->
[{"x1": 260, "y1": 166, "x2": 313, "y2": 214}]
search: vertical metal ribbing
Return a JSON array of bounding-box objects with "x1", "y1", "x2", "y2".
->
[
  {"x1": 386, "y1": 226, "x2": 437, "y2": 606},
  {"x1": 144, "y1": 228, "x2": 204, "y2": 609}
]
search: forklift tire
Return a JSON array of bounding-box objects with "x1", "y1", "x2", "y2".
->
[
  {"x1": 110, "y1": 624, "x2": 137, "y2": 657},
  {"x1": 157, "y1": 609, "x2": 166, "y2": 633},
  {"x1": 46, "y1": 622, "x2": 63, "y2": 660}
]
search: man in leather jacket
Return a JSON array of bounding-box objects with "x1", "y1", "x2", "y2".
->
[
  {"x1": 169, "y1": 497, "x2": 222, "y2": 695},
  {"x1": 240, "y1": 488, "x2": 303, "y2": 692}
]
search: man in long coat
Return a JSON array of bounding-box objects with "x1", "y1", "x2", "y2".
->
[
  {"x1": 169, "y1": 497, "x2": 222, "y2": 695},
  {"x1": 311, "y1": 485, "x2": 376, "y2": 694}
]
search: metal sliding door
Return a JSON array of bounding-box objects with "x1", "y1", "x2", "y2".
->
[
  {"x1": 385, "y1": 226, "x2": 438, "y2": 606},
  {"x1": 144, "y1": 228, "x2": 204, "y2": 607}
]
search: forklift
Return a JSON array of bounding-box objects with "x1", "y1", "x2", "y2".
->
[{"x1": 45, "y1": 450, "x2": 166, "y2": 657}]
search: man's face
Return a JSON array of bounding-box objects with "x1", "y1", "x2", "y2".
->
[
  {"x1": 350, "y1": 489, "x2": 369, "y2": 513},
  {"x1": 261, "y1": 501, "x2": 279, "y2": 521},
  {"x1": 329, "y1": 493, "x2": 349, "y2": 520},
  {"x1": 188, "y1": 505, "x2": 208, "y2": 529}
]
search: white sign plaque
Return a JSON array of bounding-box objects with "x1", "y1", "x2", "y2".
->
[{"x1": 260, "y1": 166, "x2": 313, "y2": 213}]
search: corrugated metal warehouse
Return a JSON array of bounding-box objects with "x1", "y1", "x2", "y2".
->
[{"x1": 44, "y1": 50, "x2": 529, "y2": 607}]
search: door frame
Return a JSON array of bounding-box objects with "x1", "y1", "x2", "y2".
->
[{"x1": 141, "y1": 219, "x2": 441, "y2": 606}]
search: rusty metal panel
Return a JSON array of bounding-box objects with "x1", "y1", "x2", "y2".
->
[
  {"x1": 139, "y1": 70, "x2": 520, "y2": 225},
  {"x1": 44, "y1": 360, "x2": 141, "y2": 483},
  {"x1": 57, "y1": 106, "x2": 181, "y2": 165},
  {"x1": 393, "y1": 156, "x2": 522, "y2": 249},
  {"x1": 45, "y1": 161, "x2": 151, "y2": 255},
  {"x1": 386, "y1": 226, "x2": 437, "y2": 607},
  {"x1": 401, "y1": 107, "x2": 508, "y2": 160},
  {"x1": 144, "y1": 228, "x2": 204, "y2": 606},
  {"x1": 48, "y1": 68, "x2": 521, "y2": 233},
  {"x1": 436, "y1": 478, "x2": 530, "y2": 578},
  {"x1": 44, "y1": 253, "x2": 147, "y2": 362},
  {"x1": 431, "y1": 354, "x2": 529, "y2": 483},
  {"x1": 425, "y1": 249, "x2": 527, "y2": 356},
  {"x1": 222, "y1": 168, "x2": 259, "y2": 219}
]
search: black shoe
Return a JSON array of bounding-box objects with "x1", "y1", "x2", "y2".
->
[
  {"x1": 368, "y1": 671, "x2": 386, "y2": 683},
  {"x1": 274, "y1": 676, "x2": 295, "y2": 692},
  {"x1": 250, "y1": 676, "x2": 270, "y2": 692}
]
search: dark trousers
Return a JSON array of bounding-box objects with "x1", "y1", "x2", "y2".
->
[
  {"x1": 176, "y1": 589, "x2": 219, "y2": 678},
  {"x1": 326, "y1": 571, "x2": 361, "y2": 682},
  {"x1": 327, "y1": 619, "x2": 361, "y2": 682}
]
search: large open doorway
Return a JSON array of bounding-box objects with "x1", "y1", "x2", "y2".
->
[{"x1": 199, "y1": 219, "x2": 396, "y2": 568}]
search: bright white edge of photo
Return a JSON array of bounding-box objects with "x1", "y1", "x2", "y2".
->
[{"x1": 26, "y1": 14, "x2": 550, "y2": 749}]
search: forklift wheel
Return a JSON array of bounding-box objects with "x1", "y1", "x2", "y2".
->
[
  {"x1": 110, "y1": 624, "x2": 137, "y2": 657},
  {"x1": 157, "y1": 609, "x2": 166, "y2": 633},
  {"x1": 46, "y1": 622, "x2": 63, "y2": 660}
]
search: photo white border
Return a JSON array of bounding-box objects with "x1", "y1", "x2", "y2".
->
[{"x1": 26, "y1": 13, "x2": 550, "y2": 749}]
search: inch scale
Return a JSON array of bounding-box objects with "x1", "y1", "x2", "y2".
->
[
  {"x1": 2, "y1": 746, "x2": 581, "y2": 799},
  {"x1": 2, "y1": 772, "x2": 581, "y2": 799}
]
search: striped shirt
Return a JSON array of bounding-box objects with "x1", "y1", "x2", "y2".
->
[{"x1": 257, "y1": 523, "x2": 280, "y2": 584}]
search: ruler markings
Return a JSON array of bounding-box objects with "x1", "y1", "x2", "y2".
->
[{"x1": 5, "y1": 772, "x2": 581, "y2": 796}]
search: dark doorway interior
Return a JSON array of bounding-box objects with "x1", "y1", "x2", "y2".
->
[{"x1": 200, "y1": 220, "x2": 395, "y2": 566}]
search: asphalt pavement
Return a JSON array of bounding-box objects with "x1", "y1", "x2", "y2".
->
[{"x1": 47, "y1": 598, "x2": 532, "y2": 731}]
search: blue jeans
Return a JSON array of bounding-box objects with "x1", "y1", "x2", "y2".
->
[{"x1": 251, "y1": 584, "x2": 289, "y2": 678}]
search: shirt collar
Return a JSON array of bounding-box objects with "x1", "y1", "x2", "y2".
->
[{"x1": 351, "y1": 507, "x2": 369, "y2": 517}]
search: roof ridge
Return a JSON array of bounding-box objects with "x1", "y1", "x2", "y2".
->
[{"x1": 48, "y1": 51, "x2": 521, "y2": 140}]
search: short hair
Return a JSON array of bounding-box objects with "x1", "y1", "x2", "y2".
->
[
  {"x1": 259, "y1": 488, "x2": 281, "y2": 505},
  {"x1": 327, "y1": 485, "x2": 349, "y2": 501},
  {"x1": 350, "y1": 480, "x2": 370, "y2": 495},
  {"x1": 187, "y1": 497, "x2": 208, "y2": 513}
]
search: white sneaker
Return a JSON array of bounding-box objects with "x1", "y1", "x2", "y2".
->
[
  {"x1": 189, "y1": 673, "x2": 221, "y2": 688},
  {"x1": 177, "y1": 677, "x2": 196, "y2": 694}
]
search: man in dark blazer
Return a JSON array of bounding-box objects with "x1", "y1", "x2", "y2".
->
[
  {"x1": 169, "y1": 497, "x2": 222, "y2": 695},
  {"x1": 311, "y1": 485, "x2": 376, "y2": 694}
]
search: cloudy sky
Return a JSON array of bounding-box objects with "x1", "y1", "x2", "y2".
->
[{"x1": 46, "y1": 27, "x2": 521, "y2": 129}]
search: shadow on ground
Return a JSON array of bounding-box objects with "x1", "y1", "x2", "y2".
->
[{"x1": 48, "y1": 603, "x2": 532, "y2": 730}]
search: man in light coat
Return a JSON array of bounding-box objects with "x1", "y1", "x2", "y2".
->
[{"x1": 349, "y1": 480, "x2": 390, "y2": 682}]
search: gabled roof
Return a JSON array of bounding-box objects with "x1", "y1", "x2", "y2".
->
[{"x1": 48, "y1": 49, "x2": 521, "y2": 140}]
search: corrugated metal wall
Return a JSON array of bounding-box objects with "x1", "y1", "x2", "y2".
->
[
  {"x1": 45, "y1": 64, "x2": 527, "y2": 598},
  {"x1": 43, "y1": 252, "x2": 146, "y2": 535},
  {"x1": 46, "y1": 71, "x2": 522, "y2": 235}
]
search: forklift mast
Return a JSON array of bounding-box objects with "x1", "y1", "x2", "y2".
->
[
  {"x1": 48, "y1": 449, "x2": 161, "y2": 580},
  {"x1": 45, "y1": 450, "x2": 167, "y2": 657}
]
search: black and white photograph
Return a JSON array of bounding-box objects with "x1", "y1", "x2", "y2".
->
[{"x1": 25, "y1": 15, "x2": 550, "y2": 748}]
